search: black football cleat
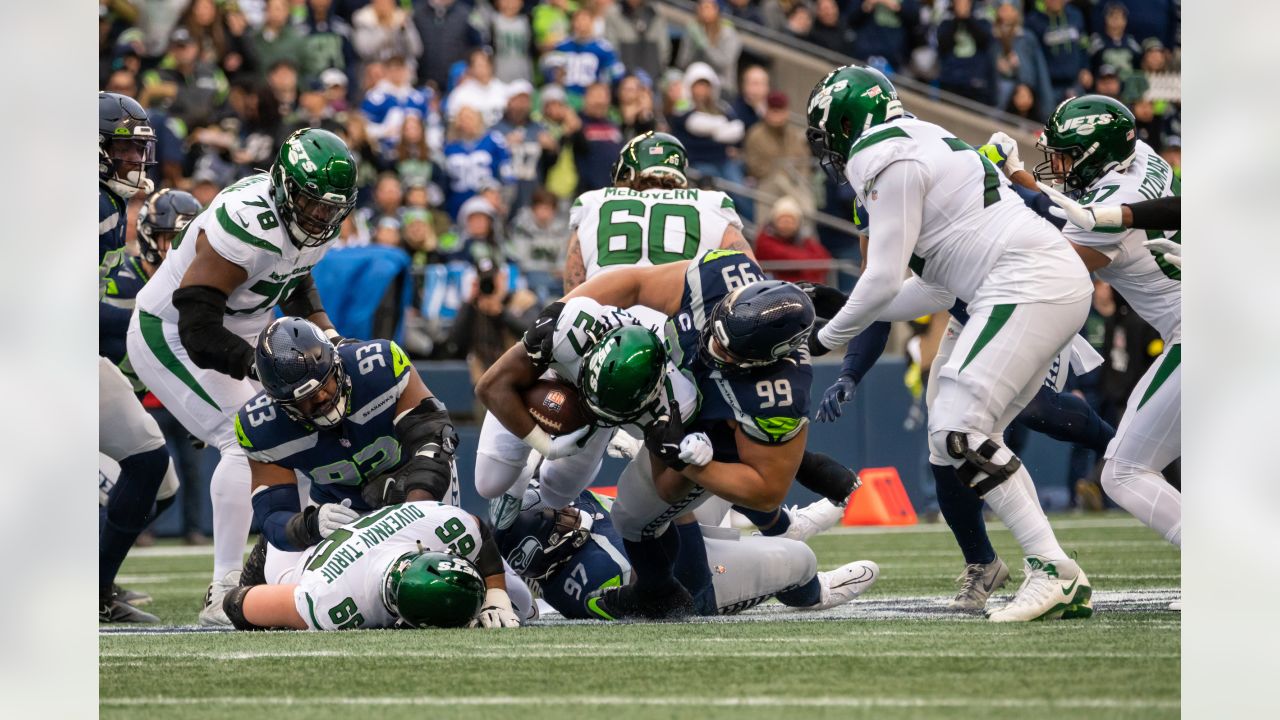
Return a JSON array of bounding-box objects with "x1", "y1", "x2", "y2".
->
[
  {"x1": 112, "y1": 583, "x2": 152, "y2": 606},
  {"x1": 100, "y1": 597, "x2": 159, "y2": 624},
  {"x1": 587, "y1": 580, "x2": 695, "y2": 621},
  {"x1": 240, "y1": 535, "x2": 268, "y2": 587}
]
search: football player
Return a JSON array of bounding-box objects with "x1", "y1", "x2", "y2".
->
[
  {"x1": 225, "y1": 500, "x2": 523, "y2": 630},
  {"x1": 126, "y1": 127, "x2": 358, "y2": 624},
  {"x1": 804, "y1": 65, "x2": 1094, "y2": 622},
  {"x1": 496, "y1": 486, "x2": 878, "y2": 620},
  {"x1": 1039, "y1": 189, "x2": 1181, "y2": 264},
  {"x1": 562, "y1": 131, "x2": 754, "y2": 294},
  {"x1": 97, "y1": 92, "x2": 177, "y2": 623}
]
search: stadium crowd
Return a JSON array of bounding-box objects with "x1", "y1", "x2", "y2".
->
[{"x1": 98, "y1": 0, "x2": 1179, "y2": 540}]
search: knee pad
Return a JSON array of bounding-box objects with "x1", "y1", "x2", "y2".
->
[
  {"x1": 1101, "y1": 458, "x2": 1145, "y2": 495},
  {"x1": 940, "y1": 431, "x2": 1021, "y2": 498}
]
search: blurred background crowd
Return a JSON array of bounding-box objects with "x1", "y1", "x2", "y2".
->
[{"x1": 99, "y1": 0, "x2": 1180, "y2": 538}]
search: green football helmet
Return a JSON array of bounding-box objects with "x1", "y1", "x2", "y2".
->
[
  {"x1": 611, "y1": 131, "x2": 689, "y2": 188},
  {"x1": 382, "y1": 550, "x2": 486, "y2": 628},
  {"x1": 270, "y1": 128, "x2": 358, "y2": 248},
  {"x1": 806, "y1": 64, "x2": 905, "y2": 183},
  {"x1": 578, "y1": 325, "x2": 667, "y2": 426},
  {"x1": 1035, "y1": 95, "x2": 1137, "y2": 193}
]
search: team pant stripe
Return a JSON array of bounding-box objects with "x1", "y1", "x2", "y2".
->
[
  {"x1": 959, "y1": 303, "x2": 1015, "y2": 372},
  {"x1": 138, "y1": 311, "x2": 220, "y2": 410},
  {"x1": 1137, "y1": 343, "x2": 1180, "y2": 410}
]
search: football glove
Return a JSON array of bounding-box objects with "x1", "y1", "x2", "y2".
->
[
  {"x1": 644, "y1": 412, "x2": 690, "y2": 470},
  {"x1": 678, "y1": 432, "x2": 714, "y2": 468},
  {"x1": 984, "y1": 132, "x2": 1024, "y2": 176},
  {"x1": 317, "y1": 499, "x2": 360, "y2": 538},
  {"x1": 816, "y1": 375, "x2": 857, "y2": 423},
  {"x1": 606, "y1": 428, "x2": 644, "y2": 459},
  {"x1": 521, "y1": 301, "x2": 565, "y2": 366},
  {"x1": 1037, "y1": 182, "x2": 1126, "y2": 232},
  {"x1": 1142, "y1": 238, "x2": 1182, "y2": 268},
  {"x1": 469, "y1": 588, "x2": 521, "y2": 628},
  {"x1": 524, "y1": 424, "x2": 594, "y2": 461}
]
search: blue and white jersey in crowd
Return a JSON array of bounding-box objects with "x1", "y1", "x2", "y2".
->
[
  {"x1": 420, "y1": 259, "x2": 527, "y2": 328},
  {"x1": 99, "y1": 250, "x2": 151, "y2": 366},
  {"x1": 234, "y1": 339, "x2": 418, "y2": 512},
  {"x1": 442, "y1": 132, "x2": 512, "y2": 219},
  {"x1": 360, "y1": 80, "x2": 433, "y2": 152},
  {"x1": 542, "y1": 37, "x2": 625, "y2": 96},
  {"x1": 99, "y1": 184, "x2": 128, "y2": 265},
  {"x1": 669, "y1": 250, "x2": 812, "y2": 456}
]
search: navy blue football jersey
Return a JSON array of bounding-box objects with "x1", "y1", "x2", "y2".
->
[
  {"x1": 235, "y1": 339, "x2": 420, "y2": 510},
  {"x1": 668, "y1": 250, "x2": 812, "y2": 455},
  {"x1": 99, "y1": 250, "x2": 150, "y2": 364},
  {"x1": 99, "y1": 185, "x2": 127, "y2": 265}
]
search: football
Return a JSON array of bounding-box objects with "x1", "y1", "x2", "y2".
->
[{"x1": 522, "y1": 379, "x2": 591, "y2": 435}]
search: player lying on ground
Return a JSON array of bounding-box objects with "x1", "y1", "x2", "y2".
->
[
  {"x1": 805, "y1": 65, "x2": 1094, "y2": 622},
  {"x1": 496, "y1": 486, "x2": 878, "y2": 619},
  {"x1": 561, "y1": 251, "x2": 860, "y2": 619},
  {"x1": 226, "y1": 501, "x2": 521, "y2": 630},
  {"x1": 127, "y1": 127, "x2": 359, "y2": 624},
  {"x1": 990, "y1": 97, "x2": 1181, "y2": 563}
]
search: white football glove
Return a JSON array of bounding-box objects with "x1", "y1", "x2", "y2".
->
[
  {"x1": 606, "y1": 428, "x2": 644, "y2": 459},
  {"x1": 1142, "y1": 238, "x2": 1182, "y2": 268},
  {"x1": 1037, "y1": 182, "x2": 1126, "y2": 232},
  {"x1": 317, "y1": 499, "x2": 360, "y2": 538},
  {"x1": 986, "y1": 131, "x2": 1024, "y2": 175},
  {"x1": 469, "y1": 588, "x2": 521, "y2": 628},
  {"x1": 524, "y1": 424, "x2": 594, "y2": 461},
  {"x1": 678, "y1": 432, "x2": 714, "y2": 468}
]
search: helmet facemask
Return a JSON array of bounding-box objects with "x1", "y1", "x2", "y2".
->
[
  {"x1": 276, "y1": 358, "x2": 351, "y2": 428},
  {"x1": 274, "y1": 165, "x2": 354, "y2": 248},
  {"x1": 100, "y1": 132, "x2": 156, "y2": 199},
  {"x1": 578, "y1": 328, "x2": 667, "y2": 426}
]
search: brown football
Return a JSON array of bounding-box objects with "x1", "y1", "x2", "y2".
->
[{"x1": 522, "y1": 379, "x2": 591, "y2": 435}]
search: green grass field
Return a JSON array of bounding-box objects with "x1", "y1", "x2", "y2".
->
[{"x1": 100, "y1": 514, "x2": 1180, "y2": 719}]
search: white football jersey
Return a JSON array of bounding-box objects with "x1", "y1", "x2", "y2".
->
[
  {"x1": 1063, "y1": 141, "x2": 1181, "y2": 343},
  {"x1": 547, "y1": 296, "x2": 698, "y2": 428},
  {"x1": 135, "y1": 174, "x2": 332, "y2": 339},
  {"x1": 570, "y1": 186, "x2": 742, "y2": 278},
  {"x1": 292, "y1": 502, "x2": 485, "y2": 630},
  {"x1": 845, "y1": 117, "x2": 1091, "y2": 312}
]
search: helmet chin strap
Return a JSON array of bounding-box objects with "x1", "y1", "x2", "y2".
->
[{"x1": 108, "y1": 171, "x2": 153, "y2": 199}]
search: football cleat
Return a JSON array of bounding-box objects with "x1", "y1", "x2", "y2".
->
[
  {"x1": 113, "y1": 583, "x2": 152, "y2": 606},
  {"x1": 240, "y1": 536, "x2": 268, "y2": 587},
  {"x1": 198, "y1": 570, "x2": 241, "y2": 627},
  {"x1": 804, "y1": 560, "x2": 879, "y2": 611},
  {"x1": 101, "y1": 597, "x2": 159, "y2": 624},
  {"x1": 986, "y1": 556, "x2": 1093, "y2": 622},
  {"x1": 1168, "y1": 600, "x2": 1181, "y2": 611},
  {"x1": 948, "y1": 558, "x2": 1011, "y2": 613},
  {"x1": 587, "y1": 580, "x2": 694, "y2": 621},
  {"x1": 780, "y1": 498, "x2": 846, "y2": 543}
]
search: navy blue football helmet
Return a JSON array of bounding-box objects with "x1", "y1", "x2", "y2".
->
[
  {"x1": 99, "y1": 92, "x2": 156, "y2": 199},
  {"x1": 700, "y1": 280, "x2": 815, "y2": 373},
  {"x1": 137, "y1": 189, "x2": 201, "y2": 265},
  {"x1": 254, "y1": 317, "x2": 351, "y2": 427},
  {"x1": 496, "y1": 504, "x2": 593, "y2": 582}
]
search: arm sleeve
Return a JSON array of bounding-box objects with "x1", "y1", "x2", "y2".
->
[
  {"x1": 876, "y1": 277, "x2": 956, "y2": 322},
  {"x1": 1125, "y1": 196, "x2": 1180, "y2": 231},
  {"x1": 818, "y1": 160, "x2": 927, "y2": 348},
  {"x1": 839, "y1": 321, "x2": 891, "y2": 383}
]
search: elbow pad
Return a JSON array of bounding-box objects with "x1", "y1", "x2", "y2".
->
[
  {"x1": 364, "y1": 398, "x2": 459, "y2": 507},
  {"x1": 795, "y1": 451, "x2": 861, "y2": 505},
  {"x1": 172, "y1": 285, "x2": 256, "y2": 379},
  {"x1": 278, "y1": 273, "x2": 325, "y2": 320}
]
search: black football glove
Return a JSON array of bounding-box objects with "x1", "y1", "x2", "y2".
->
[
  {"x1": 807, "y1": 318, "x2": 831, "y2": 357},
  {"x1": 795, "y1": 281, "x2": 850, "y2": 320},
  {"x1": 644, "y1": 413, "x2": 689, "y2": 471},
  {"x1": 521, "y1": 301, "x2": 565, "y2": 367}
]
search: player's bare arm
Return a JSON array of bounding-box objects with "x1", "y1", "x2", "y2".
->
[
  {"x1": 682, "y1": 423, "x2": 808, "y2": 511},
  {"x1": 563, "y1": 261, "x2": 687, "y2": 315},
  {"x1": 475, "y1": 343, "x2": 543, "y2": 440},
  {"x1": 562, "y1": 229, "x2": 587, "y2": 292},
  {"x1": 278, "y1": 272, "x2": 337, "y2": 334},
  {"x1": 1070, "y1": 243, "x2": 1113, "y2": 272},
  {"x1": 719, "y1": 224, "x2": 756, "y2": 260},
  {"x1": 240, "y1": 584, "x2": 309, "y2": 630}
]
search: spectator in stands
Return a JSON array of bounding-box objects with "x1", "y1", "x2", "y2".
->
[
  {"x1": 570, "y1": 83, "x2": 625, "y2": 195},
  {"x1": 993, "y1": 0, "x2": 1054, "y2": 122},
  {"x1": 356, "y1": 171, "x2": 405, "y2": 243},
  {"x1": 286, "y1": 80, "x2": 345, "y2": 135},
  {"x1": 251, "y1": 0, "x2": 305, "y2": 84},
  {"x1": 676, "y1": 0, "x2": 744, "y2": 95},
  {"x1": 507, "y1": 188, "x2": 569, "y2": 301},
  {"x1": 266, "y1": 59, "x2": 300, "y2": 118},
  {"x1": 177, "y1": 0, "x2": 250, "y2": 78},
  {"x1": 743, "y1": 91, "x2": 814, "y2": 211},
  {"x1": 849, "y1": 0, "x2": 921, "y2": 73},
  {"x1": 342, "y1": 112, "x2": 390, "y2": 207},
  {"x1": 445, "y1": 250, "x2": 540, "y2": 388},
  {"x1": 724, "y1": 0, "x2": 764, "y2": 26},
  {"x1": 615, "y1": 75, "x2": 655, "y2": 140},
  {"x1": 480, "y1": 0, "x2": 535, "y2": 84},
  {"x1": 141, "y1": 28, "x2": 229, "y2": 128},
  {"x1": 1139, "y1": 38, "x2": 1179, "y2": 103},
  {"x1": 448, "y1": 49, "x2": 511, "y2": 129},
  {"x1": 321, "y1": 67, "x2": 350, "y2": 112},
  {"x1": 393, "y1": 115, "x2": 438, "y2": 190},
  {"x1": 413, "y1": 0, "x2": 479, "y2": 91},
  {"x1": 1159, "y1": 136, "x2": 1180, "y2": 179},
  {"x1": 937, "y1": 0, "x2": 996, "y2": 106},
  {"x1": 1025, "y1": 0, "x2": 1090, "y2": 102},
  {"x1": 1089, "y1": 0, "x2": 1179, "y2": 49},
  {"x1": 1094, "y1": 64, "x2": 1123, "y2": 100},
  {"x1": 733, "y1": 65, "x2": 770, "y2": 131},
  {"x1": 1005, "y1": 83, "x2": 1039, "y2": 121},
  {"x1": 493, "y1": 81, "x2": 555, "y2": 216},
  {"x1": 536, "y1": 85, "x2": 582, "y2": 198},
  {"x1": 533, "y1": 0, "x2": 574, "y2": 54},
  {"x1": 755, "y1": 196, "x2": 832, "y2": 284},
  {"x1": 783, "y1": 3, "x2": 815, "y2": 43},
  {"x1": 352, "y1": 0, "x2": 424, "y2": 70},
  {"x1": 443, "y1": 106, "x2": 513, "y2": 219},
  {"x1": 763, "y1": 0, "x2": 804, "y2": 32},
  {"x1": 1090, "y1": 2, "x2": 1142, "y2": 75},
  {"x1": 543, "y1": 9, "x2": 627, "y2": 108},
  {"x1": 295, "y1": 0, "x2": 358, "y2": 87},
  {"x1": 361, "y1": 55, "x2": 431, "y2": 154},
  {"x1": 808, "y1": 0, "x2": 855, "y2": 55},
  {"x1": 455, "y1": 195, "x2": 506, "y2": 264},
  {"x1": 605, "y1": 0, "x2": 672, "y2": 86}
]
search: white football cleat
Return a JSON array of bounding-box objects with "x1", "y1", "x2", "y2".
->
[
  {"x1": 780, "y1": 499, "x2": 846, "y2": 542},
  {"x1": 197, "y1": 570, "x2": 241, "y2": 627},
  {"x1": 948, "y1": 557, "x2": 1011, "y2": 613},
  {"x1": 1168, "y1": 600, "x2": 1181, "y2": 611},
  {"x1": 804, "y1": 560, "x2": 879, "y2": 611},
  {"x1": 987, "y1": 556, "x2": 1092, "y2": 622}
]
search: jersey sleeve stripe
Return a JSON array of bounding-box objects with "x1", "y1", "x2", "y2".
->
[
  {"x1": 138, "y1": 311, "x2": 220, "y2": 410},
  {"x1": 848, "y1": 126, "x2": 910, "y2": 158},
  {"x1": 215, "y1": 205, "x2": 282, "y2": 256}
]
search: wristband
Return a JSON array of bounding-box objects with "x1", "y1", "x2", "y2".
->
[
  {"x1": 1092, "y1": 205, "x2": 1125, "y2": 230},
  {"x1": 522, "y1": 426, "x2": 552, "y2": 456},
  {"x1": 323, "y1": 328, "x2": 341, "y2": 342}
]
